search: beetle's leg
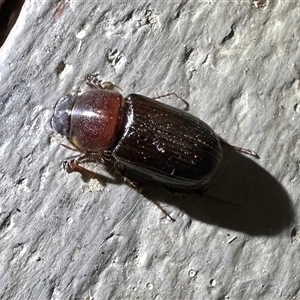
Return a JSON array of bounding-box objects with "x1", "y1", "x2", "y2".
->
[
  {"x1": 150, "y1": 200, "x2": 176, "y2": 222},
  {"x1": 231, "y1": 146, "x2": 260, "y2": 159},
  {"x1": 85, "y1": 74, "x2": 121, "y2": 91},
  {"x1": 153, "y1": 92, "x2": 190, "y2": 111},
  {"x1": 62, "y1": 153, "x2": 117, "y2": 184},
  {"x1": 220, "y1": 138, "x2": 260, "y2": 159},
  {"x1": 63, "y1": 158, "x2": 90, "y2": 174},
  {"x1": 63, "y1": 153, "x2": 101, "y2": 173},
  {"x1": 122, "y1": 177, "x2": 175, "y2": 222},
  {"x1": 63, "y1": 153, "x2": 104, "y2": 173}
]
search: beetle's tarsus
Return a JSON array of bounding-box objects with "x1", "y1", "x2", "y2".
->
[
  {"x1": 123, "y1": 176, "x2": 139, "y2": 190},
  {"x1": 232, "y1": 146, "x2": 260, "y2": 159},
  {"x1": 150, "y1": 200, "x2": 175, "y2": 222},
  {"x1": 63, "y1": 158, "x2": 79, "y2": 173},
  {"x1": 219, "y1": 138, "x2": 259, "y2": 159},
  {"x1": 85, "y1": 74, "x2": 121, "y2": 91}
]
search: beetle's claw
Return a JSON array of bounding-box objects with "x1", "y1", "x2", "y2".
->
[
  {"x1": 167, "y1": 215, "x2": 176, "y2": 222},
  {"x1": 63, "y1": 159, "x2": 77, "y2": 173}
]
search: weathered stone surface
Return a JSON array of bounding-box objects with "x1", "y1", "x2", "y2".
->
[{"x1": 0, "y1": 1, "x2": 299, "y2": 299}]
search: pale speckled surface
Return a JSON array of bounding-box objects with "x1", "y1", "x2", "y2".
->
[{"x1": 0, "y1": 1, "x2": 299, "y2": 299}]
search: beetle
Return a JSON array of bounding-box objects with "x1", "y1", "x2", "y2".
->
[{"x1": 51, "y1": 75, "x2": 259, "y2": 221}]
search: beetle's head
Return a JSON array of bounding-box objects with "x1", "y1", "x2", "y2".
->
[{"x1": 51, "y1": 94, "x2": 76, "y2": 137}]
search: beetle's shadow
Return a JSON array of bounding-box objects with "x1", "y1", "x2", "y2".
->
[
  {"x1": 76, "y1": 146, "x2": 294, "y2": 236},
  {"x1": 142, "y1": 146, "x2": 294, "y2": 236}
]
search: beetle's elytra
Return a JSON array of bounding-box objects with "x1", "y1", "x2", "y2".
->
[{"x1": 51, "y1": 75, "x2": 259, "y2": 220}]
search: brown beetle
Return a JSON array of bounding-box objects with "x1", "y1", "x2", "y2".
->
[{"x1": 51, "y1": 75, "x2": 259, "y2": 220}]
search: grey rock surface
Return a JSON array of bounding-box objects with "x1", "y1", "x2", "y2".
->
[{"x1": 0, "y1": 1, "x2": 299, "y2": 299}]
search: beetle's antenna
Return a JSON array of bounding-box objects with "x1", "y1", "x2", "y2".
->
[{"x1": 61, "y1": 143, "x2": 79, "y2": 152}]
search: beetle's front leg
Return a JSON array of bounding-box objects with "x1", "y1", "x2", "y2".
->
[
  {"x1": 62, "y1": 153, "x2": 117, "y2": 184},
  {"x1": 63, "y1": 153, "x2": 104, "y2": 173},
  {"x1": 85, "y1": 74, "x2": 121, "y2": 91},
  {"x1": 63, "y1": 154, "x2": 86, "y2": 174}
]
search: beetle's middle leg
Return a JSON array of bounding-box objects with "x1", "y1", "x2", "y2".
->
[
  {"x1": 153, "y1": 92, "x2": 189, "y2": 111},
  {"x1": 122, "y1": 176, "x2": 175, "y2": 222}
]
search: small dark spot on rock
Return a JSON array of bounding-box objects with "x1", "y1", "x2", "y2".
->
[
  {"x1": 106, "y1": 49, "x2": 123, "y2": 66},
  {"x1": 16, "y1": 177, "x2": 25, "y2": 185},
  {"x1": 183, "y1": 46, "x2": 194, "y2": 63},
  {"x1": 291, "y1": 226, "x2": 298, "y2": 243},
  {"x1": 55, "y1": 61, "x2": 66, "y2": 75},
  {"x1": 0, "y1": 213, "x2": 11, "y2": 230},
  {"x1": 173, "y1": 8, "x2": 181, "y2": 20},
  {"x1": 221, "y1": 25, "x2": 235, "y2": 44},
  {"x1": 144, "y1": 10, "x2": 154, "y2": 25},
  {"x1": 123, "y1": 10, "x2": 134, "y2": 22}
]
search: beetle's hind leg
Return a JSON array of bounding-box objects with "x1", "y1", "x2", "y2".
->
[
  {"x1": 219, "y1": 138, "x2": 260, "y2": 159},
  {"x1": 231, "y1": 145, "x2": 260, "y2": 159},
  {"x1": 122, "y1": 177, "x2": 175, "y2": 222}
]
